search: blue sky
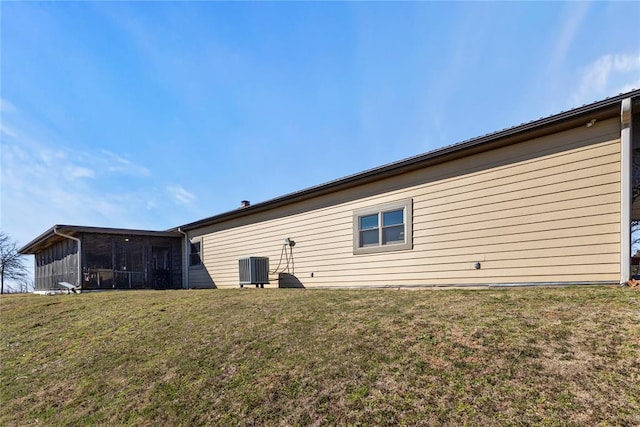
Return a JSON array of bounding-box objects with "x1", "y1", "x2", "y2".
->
[{"x1": 2, "y1": 1, "x2": 640, "y2": 250}]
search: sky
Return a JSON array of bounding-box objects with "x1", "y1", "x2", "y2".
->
[{"x1": 2, "y1": 1, "x2": 640, "y2": 257}]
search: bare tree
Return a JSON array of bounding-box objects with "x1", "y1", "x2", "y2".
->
[
  {"x1": 0, "y1": 232, "x2": 28, "y2": 295},
  {"x1": 9, "y1": 276, "x2": 34, "y2": 294},
  {"x1": 21, "y1": 277, "x2": 34, "y2": 293}
]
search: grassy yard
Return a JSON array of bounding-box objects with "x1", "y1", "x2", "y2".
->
[{"x1": 1, "y1": 287, "x2": 639, "y2": 426}]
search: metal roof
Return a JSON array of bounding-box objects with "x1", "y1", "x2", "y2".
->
[
  {"x1": 19, "y1": 225, "x2": 182, "y2": 254},
  {"x1": 19, "y1": 89, "x2": 640, "y2": 250},
  {"x1": 175, "y1": 89, "x2": 640, "y2": 232}
]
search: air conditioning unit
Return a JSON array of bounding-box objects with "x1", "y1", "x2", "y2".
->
[{"x1": 239, "y1": 257, "x2": 269, "y2": 288}]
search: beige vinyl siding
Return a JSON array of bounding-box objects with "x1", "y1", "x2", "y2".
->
[{"x1": 190, "y1": 117, "x2": 621, "y2": 288}]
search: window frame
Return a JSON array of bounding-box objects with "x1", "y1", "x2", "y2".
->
[
  {"x1": 353, "y1": 198, "x2": 413, "y2": 254},
  {"x1": 189, "y1": 238, "x2": 203, "y2": 268}
]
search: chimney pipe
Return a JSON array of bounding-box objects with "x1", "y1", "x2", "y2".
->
[{"x1": 240, "y1": 200, "x2": 250, "y2": 208}]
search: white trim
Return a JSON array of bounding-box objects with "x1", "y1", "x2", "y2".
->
[{"x1": 620, "y1": 98, "x2": 632, "y2": 284}]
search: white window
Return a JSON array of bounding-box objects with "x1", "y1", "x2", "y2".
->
[{"x1": 353, "y1": 199, "x2": 413, "y2": 254}]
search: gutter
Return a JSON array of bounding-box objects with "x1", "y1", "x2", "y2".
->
[
  {"x1": 177, "y1": 228, "x2": 189, "y2": 289},
  {"x1": 53, "y1": 227, "x2": 82, "y2": 289}
]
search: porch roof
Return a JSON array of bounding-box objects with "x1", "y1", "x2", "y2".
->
[{"x1": 19, "y1": 225, "x2": 182, "y2": 255}]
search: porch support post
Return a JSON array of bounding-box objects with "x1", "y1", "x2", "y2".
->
[
  {"x1": 177, "y1": 228, "x2": 189, "y2": 289},
  {"x1": 621, "y1": 98, "x2": 632, "y2": 284}
]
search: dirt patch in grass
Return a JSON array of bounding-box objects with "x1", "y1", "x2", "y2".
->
[{"x1": 1, "y1": 287, "x2": 639, "y2": 426}]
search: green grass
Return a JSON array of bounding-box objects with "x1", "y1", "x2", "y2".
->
[{"x1": 1, "y1": 287, "x2": 639, "y2": 426}]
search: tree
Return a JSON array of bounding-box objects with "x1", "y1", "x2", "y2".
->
[
  {"x1": 0, "y1": 232, "x2": 28, "y2": 295},
  {"x1": 6, "y1": 276, "x2": 34, "y2": 294},
  {"x1": 18, "y1": 277, "x2": 34, "y2": 293}
]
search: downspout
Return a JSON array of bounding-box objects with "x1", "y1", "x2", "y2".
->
[
  {"x1": 177, "y1": 227, "x2": 189, "y2": 289},
  {"x1": 53, "y1": 227, "x2": 82, "y2": 289},
  {"x1": 620, "y1": 98, "x2": 632, "y2": 284}
]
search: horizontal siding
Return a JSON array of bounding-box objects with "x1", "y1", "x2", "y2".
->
[
  {"x1": 191, "y1": 117, "x2": 621, "y2": 288},
  {"x1": 209, "y1": 252, "x2": 621, "y2": 280}
]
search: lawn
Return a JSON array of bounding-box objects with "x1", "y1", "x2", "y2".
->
[{"x1": 1, "y1": 287, "x2": 639, "y2": 426}]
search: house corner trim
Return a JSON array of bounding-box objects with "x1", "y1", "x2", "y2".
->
[{"x1": 621, "y1": 98, "x2": 632, "y2": 284}]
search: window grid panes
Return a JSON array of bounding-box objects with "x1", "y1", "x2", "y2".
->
[
  {"x1": 359, "y1": 213, "x2": 379, "y2": 246},
  {"x1": 381, "y1": 209, "x2": 404, "y2": 244},
  {"x1": 353, "y1": 199, "x2": 412, "y2": 254},
  {"x1": 359, "y1": 214, "x2": 378, "y2": 230},
  {"x1": 358, "y1": 208, "x2": 405, "y2": 248}
]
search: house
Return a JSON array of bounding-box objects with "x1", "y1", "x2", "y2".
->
[{"x1": 19, "y1": 90, "x2": 640, "y2": 291}]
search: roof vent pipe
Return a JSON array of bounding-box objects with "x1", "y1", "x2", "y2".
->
[{"x1": 240, "y1": 200, "x2": 250, "y2": 208}]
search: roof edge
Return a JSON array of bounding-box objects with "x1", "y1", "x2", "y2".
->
[
  {"x1": 19, "y1": 225, "x2": 59, "y2": 254},
  {"x1": 177, "y1": 89, "x2": 640, "y2": 231},
  {"x1": 19, "y1": 225, "x2": 182, "y2": 254}
]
